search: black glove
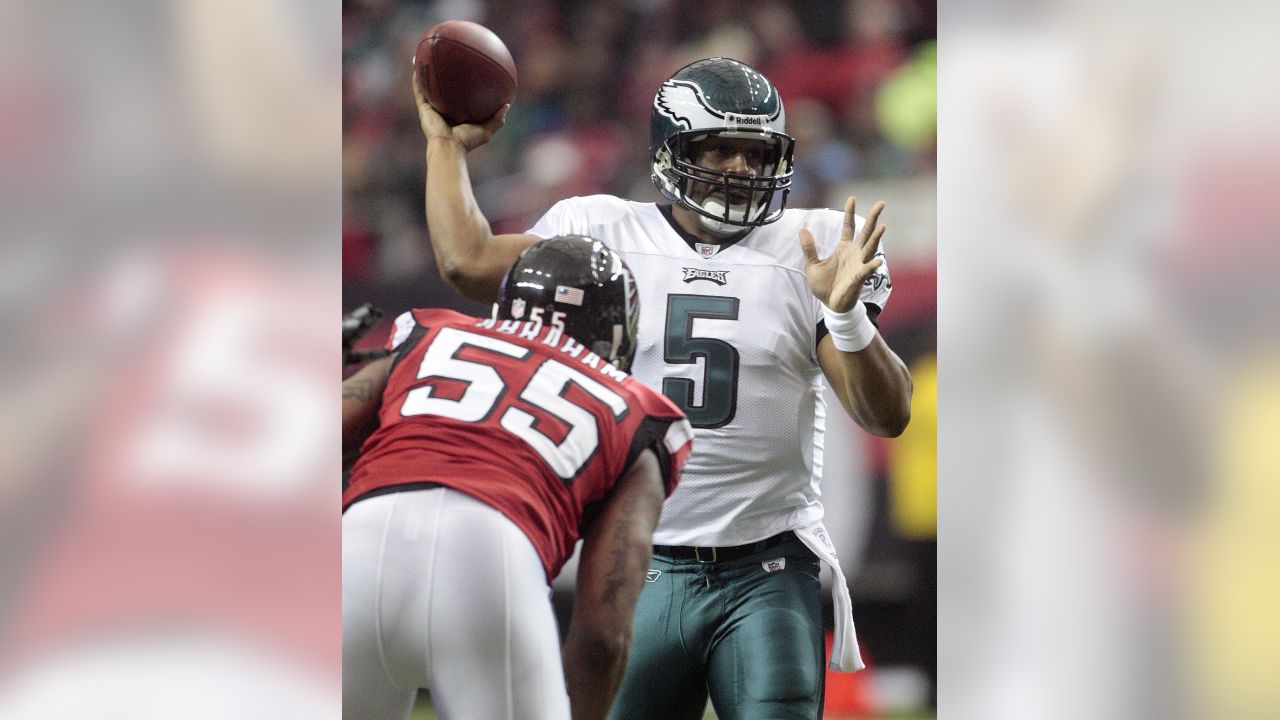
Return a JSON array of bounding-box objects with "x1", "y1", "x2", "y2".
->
[{"x1": 343, "y1": 303, "x2": 391, "y2": 367}]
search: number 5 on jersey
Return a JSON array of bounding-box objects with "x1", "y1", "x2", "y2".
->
[
  {"x1": 401, "y1": 327, "x2": 629, "y2": 481},
  {"x1": 663, "y1": 294, "x2": 740, "y2": 428}
]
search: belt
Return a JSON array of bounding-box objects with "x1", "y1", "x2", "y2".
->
[{"x1": 652, "y1": 532, "x2": 794, "y2": 563}]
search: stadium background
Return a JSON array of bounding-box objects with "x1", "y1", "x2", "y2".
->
[{"x1": 342, "y1": 0, "x2": 937, "y2": 716}]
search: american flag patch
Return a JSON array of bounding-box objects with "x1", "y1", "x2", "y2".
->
[{"x1": 555, "y1": 285, "x2": 585, "y2": 306}]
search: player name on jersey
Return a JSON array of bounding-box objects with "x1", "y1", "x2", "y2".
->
[{"x1": 475, "y1": 316, "x2": 629, "y2": 383}]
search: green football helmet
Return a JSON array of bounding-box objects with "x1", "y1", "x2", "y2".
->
[{"x1": 649, "y1": 58, "x2": 795, "y2": 234}]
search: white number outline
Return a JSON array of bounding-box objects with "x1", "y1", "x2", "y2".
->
[
  {"x1": 401, "y1": 328, "x2": 629, "y2": 481},
  {"x1": 401, "y1": 327, "x2": 529, "y2": 422}
]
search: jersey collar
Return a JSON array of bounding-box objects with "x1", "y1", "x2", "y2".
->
[{"x1": 656, "y1": 204, "x2": 750, "y2": 259}]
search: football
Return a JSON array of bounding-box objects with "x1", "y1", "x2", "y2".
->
[{"x1": 414, "y1": 20, "x2": 517, "y2": 125}]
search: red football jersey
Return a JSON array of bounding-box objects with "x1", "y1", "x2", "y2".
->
[{"x1": 345, "y1": 309, "x2": 693, "y2": 580}]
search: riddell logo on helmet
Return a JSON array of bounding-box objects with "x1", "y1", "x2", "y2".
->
[
  {"x1": 682, "y1": 267, "x2": 729, "y2": 285},
  {"x1": 724, "y1": 112, "x2": 770, "y2": 133}
]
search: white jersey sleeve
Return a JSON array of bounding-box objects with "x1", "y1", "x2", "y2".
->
[
  {"x1": 526, "y1": 195, "x2": 633, "y2": 239},
  {"x1": 526, "y1": 199, "x2": 574, "y2": 238}
]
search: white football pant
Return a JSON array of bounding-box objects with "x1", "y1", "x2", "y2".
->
[{"x1": 342, "y1": 488, "x2": 570, "y2": 719}]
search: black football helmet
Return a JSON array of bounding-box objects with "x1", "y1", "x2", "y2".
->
[
  {"x1": 495, "y1": 236, "x2": 640, "y2": 371},
  {"x1": 650, "y1": 57, "x2": 795, "y2": 234}
]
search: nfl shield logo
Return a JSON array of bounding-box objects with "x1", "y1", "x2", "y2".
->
[
  {"x1": 510, "y1": 297, "x2": 526, "y2": 319},
  {"x1": 762, "y1": 558, "x2": 786, "y2": 573},
  {"x1": 696, "y1": 242, "x2": 717, "y2": 258}
]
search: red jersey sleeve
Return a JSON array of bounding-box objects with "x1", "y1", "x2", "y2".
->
[{"x1": 620, "y1": 383, "x2": 693, "y2": 497}]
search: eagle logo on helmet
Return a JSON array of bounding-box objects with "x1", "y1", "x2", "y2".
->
[
  {"x1": 655, "y1": 80, "x2": 713, "y2": 131},
  {"x1": 655, "y1": 79, "x2": 781, "y2": 134}
]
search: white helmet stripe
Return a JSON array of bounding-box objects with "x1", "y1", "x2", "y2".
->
[{"x1": 655, "y1": 81, "x2": 716, "y2": 130}]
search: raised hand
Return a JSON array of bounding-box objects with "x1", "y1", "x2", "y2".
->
[
  {"x1": 412, "y1": 69, "x2": 509, "y2": 151},
  {"x1": 798, "y1": 196, "x2": 886, "y2": 313}
]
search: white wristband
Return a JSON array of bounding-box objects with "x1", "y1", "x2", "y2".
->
[{"x1": 822, "y1": 301, "x2": 876, "y2": 352}]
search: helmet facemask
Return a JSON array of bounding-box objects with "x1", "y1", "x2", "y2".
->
[{"x1": 655, "y1": 130, "x2": 795, "y2": 234}]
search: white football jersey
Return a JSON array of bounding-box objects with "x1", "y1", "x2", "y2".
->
[{"x1": 528, "y1": 195, "x2": 891, "y2": 546}]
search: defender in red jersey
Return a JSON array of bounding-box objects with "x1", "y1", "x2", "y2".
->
[{"x1": 342, "y1": 237, "x2": 693, "y2": 720}]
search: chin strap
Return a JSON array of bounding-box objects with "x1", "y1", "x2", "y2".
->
[{"x1": 694, "y1": 196, "x2": 767, "y2": 236}]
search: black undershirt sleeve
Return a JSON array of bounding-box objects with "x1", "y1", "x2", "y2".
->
[{"x1": 621, "y1": 416, "x2": 681, "y2": 497}]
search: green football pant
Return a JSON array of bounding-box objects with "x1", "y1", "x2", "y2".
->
[{"x1": 607, "y1": 534, "x2": 825, "y2": 720}]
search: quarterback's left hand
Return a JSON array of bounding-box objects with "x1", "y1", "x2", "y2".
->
[{"x1": 799, "y1": 196, "x2": 886, "y2": 313}]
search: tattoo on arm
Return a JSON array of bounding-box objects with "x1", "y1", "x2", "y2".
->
[
  {"x1": 343, "y1": 379, "x2": 374, "y2": 402},
  {"x1": 599, "y1": 493, "x2": 639, "y2": 610}
]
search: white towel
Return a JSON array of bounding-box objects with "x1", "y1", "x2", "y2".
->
[{"x1": 795, "y1": 521, "x2": 865, "y2": 672}]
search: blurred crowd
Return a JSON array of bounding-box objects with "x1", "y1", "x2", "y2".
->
[{"x1": 342, "y1": 0, "x2": 936, "y2": 291}]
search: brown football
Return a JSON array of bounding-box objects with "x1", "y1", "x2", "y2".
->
[{"x1": 414, "y1": 20, "x2": 517, "y2": 125}]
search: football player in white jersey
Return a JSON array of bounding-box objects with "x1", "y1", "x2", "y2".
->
[{"x1": 415, "y1": 57, "x2": 912, "y2": 720}]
